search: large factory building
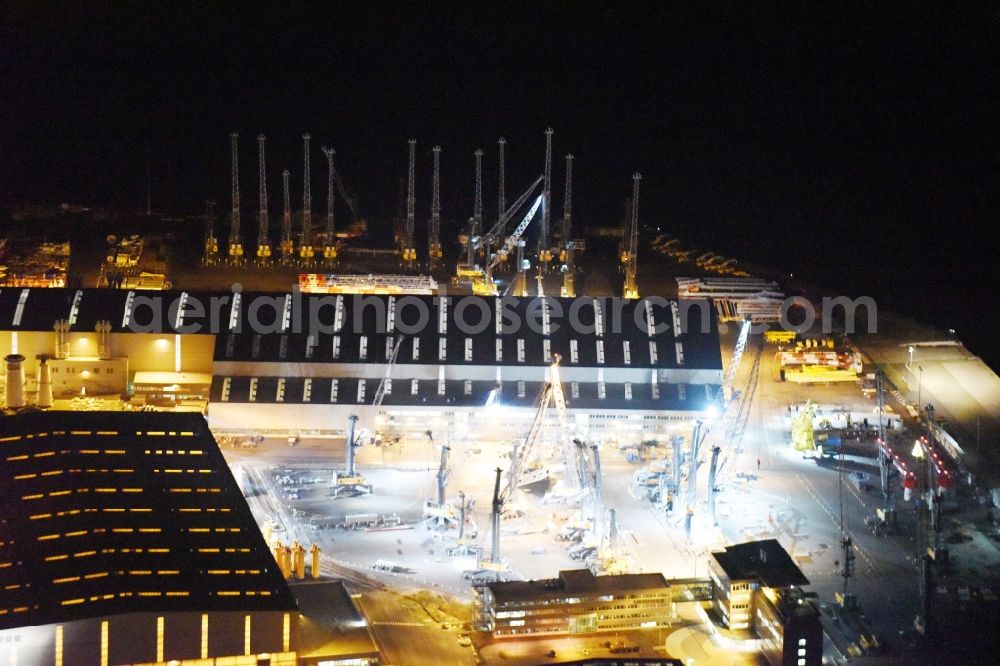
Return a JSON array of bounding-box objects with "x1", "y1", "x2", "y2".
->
[{"x1": 0, "y1": 288, "x2": 723, "y2": 444}]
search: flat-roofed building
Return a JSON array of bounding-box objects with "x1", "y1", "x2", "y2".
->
[
  {"x1": 708, "y1": 539, "x2": 821, "y2": 666},
  {"x1": 476, "y1": 569, "x2": 672, "y2": 638}
]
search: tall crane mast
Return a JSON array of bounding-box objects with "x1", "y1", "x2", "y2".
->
[
  {"x1": 623, "y1": 173, "x2": 641, "y2": 299},
  {"x1": 538, "y1": 128, "x2": 554, "y2": 264},
  {"x1": 560, "y1": 154, "x2": 573, "y2": 250},
  {"x1": 228, "y1": 132, "x2": 244, "y2": 264},
  {"x1": 428, "y1": 146, "x2": 442, "y2": 262},
  {"x1": 402, "y1": 139, "x2": 417, "y2": 264},
  {"x1": 473, "y1": 148, "x2": 484, "y2": 239},
  {"x1": 322, "y1": 147, "x2": 338, "y2": 262},
  {"x1": 256, "y1": 135, "x2": 272, "y2": 265},
  {"x1": 280, "y1": 169, "x2": 294, "y2": 264},
  {"x1": 560, "y1": 154, "x2": 576, "y2": 297},
  {"x1": 203, "y1": 199, "x2": 218, "y2": 265},
  {"x1": 299, "y1": 134, "x2": 314, "y2": 263},
  {"x1": 498, "y1": 138, "x2": 506, "y2": 223}
]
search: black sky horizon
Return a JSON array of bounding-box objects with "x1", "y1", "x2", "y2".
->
[{"x1": 2, "y1": 4, "x2": 998, "y2": 368}]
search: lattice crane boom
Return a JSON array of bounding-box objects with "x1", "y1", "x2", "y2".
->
[
  {"x1": 371, "y1": 334, "x2": 405, "y2": 409},
  {"x1": 322, "y1": 147, "x2": 337, "y2": 260},
  {"x1": 228, "y1": 132, "x2": 244, "y2": 261},
  {"x1": 299, "y1": 134, "x2": 314, "y2": 261},
  {"x1": 429, "y1": 145, "x2": 442, "y2": 259},
  {"x1": 403, "y1": 139, "x2": 417, "y2": 262},
  {"x1": 539, "y1": 128, "x2": 554, "y2": 261},
  {"x1": 623, "y1": 173, "x2": 641, "y2": 299},
  {"x1": 498, "y1": 138, "x2": 506, "y2": 221},
  {"x1": 561, "y1": 154, "x2": 573, "y2": 248},
  {"x1": 473, "y1": 148, "x2": 484, "y2": 235},
  {"x1": 280, "y1": 169, "x2": 293, "y2": 262},
  {"x1": 256, "y1": 135, "x2": 271, "y2": 262}
]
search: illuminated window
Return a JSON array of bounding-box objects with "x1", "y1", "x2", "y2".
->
[
  {"x1": 412, "y1": 337, "x2": 420, "y2": 360},
  {"x1": 283, "y1": 612, "x2": 291, "y2": 652},
  {"x1": 570, "y1": 339, "x2": 579, "y2": 363},
  {"x1": 495, "y1": 338, "x2": 503, "y2": 362},
  {"x1": 543, "y1": 339, "x2": 551, "y2": 363},
  {"x1": 465, "y1": 337, "x2": 473, "y2": 362},
  {"x1": 332, "y1": 335, "x2": 341, "y2": 359},
  {"x1": 157, "y1": 616, "x2": 164, "y2": 662},
  {"x1": 276, "y1": 378, "x2": 286, "y2": 402},
  {"x1": 248, "y1": 378, "x2": 258, "y2": 402},
  {"x1": 330, "y1": 378, "x2": 339, "y2": 403},
  {"x1": 517, "y1": 339, "x2": 525, "y2": 363},
  {"x1": 201, "y1": 613, "x2": 209, "y2": 658},
  {"x1": 623, "y1": 340, "x2": 631, "y2": 364},
  {"x1": 302, "y1": 378, "x2": 312, "y2": 402},
  {"x1": 596, "y1": 340, "x2": 605, "y2": 364},
  {"x1": 101, "y1": 620, "x2": 109, "y2": 666},
  {"x1": 359, "y1": 335, "x2": 368, "y2": 360},
  {"x1": 438, "y1": 338, "x2": 447, "y2": 361},
  {"x1": 675, "y1": 341, "x2": 685, "y2": 365}
]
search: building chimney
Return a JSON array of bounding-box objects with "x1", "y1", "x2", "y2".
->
[
  {"x1": 36, "y1": 355, "x2": 53, "y2": 409},
  {"x1": 5, "y1": 354, "x2": 26, "y2": 409}
]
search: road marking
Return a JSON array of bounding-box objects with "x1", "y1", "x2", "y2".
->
[{"x1": 796, "y1": 475, "x2": 877, "y2": 573}]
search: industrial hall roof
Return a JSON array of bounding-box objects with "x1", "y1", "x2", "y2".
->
[
  {"x1": 0, "y1": 410, "x2": 296, "y2": 630},
  {"x1": 0, "y1": 288, "x2": 723, "y2": 374}
]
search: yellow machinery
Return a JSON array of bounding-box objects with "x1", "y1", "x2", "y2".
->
[{"x1": 791, "y1": 400, "x2": 817, "y2": 452}]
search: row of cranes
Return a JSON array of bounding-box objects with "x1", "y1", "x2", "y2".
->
[
  {"x1": 205, "y1": 133, "x2": 358, "y2": 268},
  {"x1": 206, "y1": 128, "x2": 645, "y2": 300}
]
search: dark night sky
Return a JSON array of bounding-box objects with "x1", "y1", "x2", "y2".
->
[{"x1": 2, "y1": 4, "x2": 999, "y2": 365}]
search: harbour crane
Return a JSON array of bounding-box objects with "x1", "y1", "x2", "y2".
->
[
  {"x1": 202, "y1": 199, "x2": 218, "y2": 265},
  {"x1": 299, "y1": 134, "x2": 314, "y2": 264},
  {"x1": 428, "y1": 146, "x2": 442, "y2": 263},
  {"x1": 560, "y1": 154, "x2": 576, "y2": 297},
  {"x1": 321, "y1": 147, "x2": 338, "y2": 262},
  {"x1": 456, "y1": 176, "x2": 544, "y2": 296},
  {"x1": 538, "y1": 128, "x2": 554, "y2": 264},
  {"x1": 228, "y1": 132, "x2": 244, "y2": 264},
  {"x1": 256, "y1": 135, "x2": 272, "y2": 265},
  {"x1": 622, "y1": 173, "x2": 641, "y2": 299},
  {"x1": 280, "y1": 169, "x2": 294, "y2": 264},
  {"x1": 423, "y1": 431, "x2": 457, "y2": 526},
  {"x1": 402, "y1": 139, "x2": 417, "y2": 265},
  {"x1": 331, "y1": 333, "x2": 404, "y2": 498}
]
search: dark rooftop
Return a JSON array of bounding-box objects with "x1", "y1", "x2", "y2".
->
[
  {"x1": 711, "y1": 539, "x2": 810, "y2": 588},
  {"x1": 0, "y1": 410, "x2": 296, "y2": 630}
]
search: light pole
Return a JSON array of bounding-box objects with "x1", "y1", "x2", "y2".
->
[
  {"x1": 916, "y1": 365, "x2": 923, "y2": 416},
  {"x1": 911, "y1": 438, "x2": 932, "y2": 635}
]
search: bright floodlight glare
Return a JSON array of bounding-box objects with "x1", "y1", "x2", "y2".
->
[
  {"x1": 911, "y1": 440, "x2": 924, "y2": 459},
  {"x1": 706, "y1": 403, "x2": 719, "y2": 418}
]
